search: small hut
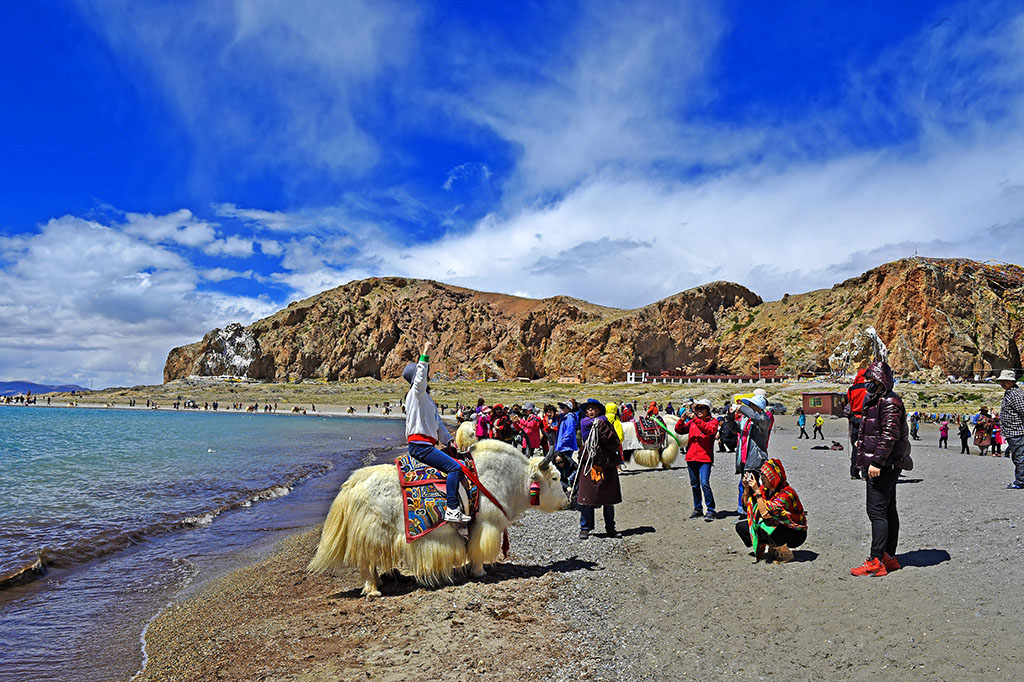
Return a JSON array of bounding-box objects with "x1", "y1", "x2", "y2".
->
[{"x1": 802, "y1": 392, "x2": 846, "y2": 416}]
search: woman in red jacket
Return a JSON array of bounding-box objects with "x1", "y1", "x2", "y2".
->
[{"x1": 680, "y1": 399, "x2": 719, "y2": 522}]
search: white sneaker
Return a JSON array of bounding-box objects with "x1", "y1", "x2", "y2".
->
[{"x1": 443, "y1": 506, "x2": 472, "y2": 524}]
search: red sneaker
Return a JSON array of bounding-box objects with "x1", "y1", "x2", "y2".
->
[
  {"x1": 883, "y1": 553, "x2": 901, "y2": 572},
  {"x1": 850, "y1": 557, "x2": 888, "y2": 577}
]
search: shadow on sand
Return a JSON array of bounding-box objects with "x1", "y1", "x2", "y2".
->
[
  {"x1": 897, "y1": 548, "x2": 951, "y2": 568},
  {"x1": 792, "y1": 550, "x2": 818, "y2": 563},
  {"x1": 618, "y1": 525, "x2": 656, "y2": 538},
  {"x1": 619, "y1": 466, "x2": 682, "y2": 476},
  {"x1": 329, "y1": 557, "x2": 602, "y2": 598}
]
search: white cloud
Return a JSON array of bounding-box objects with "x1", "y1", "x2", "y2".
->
[
  {"x1": 122, "y1": 209, "x2": 217, "y2": 248},
  {"x1": 0, "y1": 216, "x2": 276, "y2": 386},
  {"x1": 258, "y1": 239, "x2": 283, "y2": 256},
  {"x1": 79, "y1": 0, "x2": 418, "y2": 180},
  {"x1": 202, "y1": 267, "x2": 255, "y2": 282},
  {"x1": 203, "y1": 236, "x2": 254, "y2": 258}
]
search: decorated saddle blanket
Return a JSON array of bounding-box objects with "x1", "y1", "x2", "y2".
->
[
  {"x1": 396, "y1": 453, "x2": 480, "y2": 542},
  {"x1": 633, "y1": 416, "x2": 666, "y2": 449}
]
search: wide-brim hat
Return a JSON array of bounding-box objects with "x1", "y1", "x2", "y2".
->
[
  {"x1": 741, "y1": 395, "x2": 768, "y2": 411},
  {"x1": 523, "y1": 401, "x2": 537, "y2": 413},
  {"x1": 997, "y1": 369, "x2": 1018, "y2": 383},
  {"x1": 694, "y1": 399, "x2": 712, "y2": 410},
  {"x1": 581, "y1": 398, "x2": 605, "y2": 413}
]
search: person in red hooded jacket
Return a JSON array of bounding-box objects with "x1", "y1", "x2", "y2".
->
[
  {"x1": 844, "y1": 366, "x2": 869, "y2": 480},
  {"x1": 851, "y1": 361, "x2": 912, "y2": 578}
]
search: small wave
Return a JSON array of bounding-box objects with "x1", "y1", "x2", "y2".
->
[{"x1": 1, "y1": 461, "x2": 333, "y2": 590}]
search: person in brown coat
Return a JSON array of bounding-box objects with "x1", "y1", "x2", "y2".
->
[{"x1": 576, "y1": 398, "x2": 622, "y2": 539}]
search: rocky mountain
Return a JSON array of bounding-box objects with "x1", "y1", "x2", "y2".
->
[
  {"x1": 164, "y1": 258, "x2": 1024, "y2": 384},
  {"x1": 717, "y1": 258, "x2": 1023, "y2": 379},
  {"x1": 164, "y1": 279, "x2": 762, "y2": 383}
]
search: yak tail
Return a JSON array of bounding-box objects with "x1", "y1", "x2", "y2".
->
[
  {"x1": 307, "y1": 485, "x2": 352, "y2": 575},
  {"x1": 633, "y1": 449, "x2": 661, "y2": 468},
  {"x1": 661, "y1": 439, "x2": 680, "y2": 468},
  {"x1": 307, "y1": 474, "x2": 402, "y2": 577}
]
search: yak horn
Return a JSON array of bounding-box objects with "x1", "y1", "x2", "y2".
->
[{"x1": 538, "y1": 450, "x2": 556, "y2": 470}]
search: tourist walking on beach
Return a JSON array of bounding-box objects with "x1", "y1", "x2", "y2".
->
[
  {"x1": 576, "y1": 399, "x2": 622, "y2": 539},
  {"x1": 734, "y1": 394, "x2": 772, "y2": 518},
  {"x1": 553, "y1": 402, "x2": 580, "y2": 486},
  {"x1": 958, "y1": 420, "x2": 972, "y2": 453},
  {"x1": 812, "y1": 414, "x2": 825, "y2": 440},
  {"x1": 685, "y1": 399, "x2": 719, "y2": 522},
  {"x1": 851, "y1": 361, "x2": 911, "y2": 577},
  {"x1": 974, "y1": 407, "x2": 993, "y2": 455},
  {"x1": 796, "y1": 409, "x2": 809, "y2": 438},
  {"x1": 939, "y1": 421, "x2": 949, "y2": 449},
  {"x1": 403, "y1": 342, "x2": 469, "y2": 524},
  {"x1": 844, "y1": 367, "x2": 869, "y2": 480},
  {"x1": 736, "y1": 458, "x2": 807, "y2": 563},
  {"x1": 996, "y1": 370, "x2": 1024, "y2": 489}
]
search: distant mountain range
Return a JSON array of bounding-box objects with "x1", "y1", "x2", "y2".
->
[
  {"x1": 0, "y1": 381, "x2": 90, "y2": 396},
  {"x1": 164, "y1": 257, "x2": 1024, "y2": 383}
]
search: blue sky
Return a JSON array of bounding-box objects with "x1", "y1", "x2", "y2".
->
[{"x1": 2, "y1": 0, "x2": 1023, "y2": 387}]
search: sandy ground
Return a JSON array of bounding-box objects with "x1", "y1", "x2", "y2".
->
[{"x1": 132, "y1": 418, "x2": 1024, "y2": 681}]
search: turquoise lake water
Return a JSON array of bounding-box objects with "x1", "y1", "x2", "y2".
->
[{"x1": 0, "y1": 406, "x2": 405, "y2": 682}]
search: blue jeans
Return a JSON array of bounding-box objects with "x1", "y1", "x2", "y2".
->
[
  {"x1": 408, "y1": 442, "x2": 462, "y2": 509},
  {"x1": 1007, "y1": 434, "x2": 1024, "y2": 487},
  {"x1": 579, "y1": 504, "x2": 615, "y2": 532},
  {"x1": 687, "y1": 461, "x2": 715, "y2": 514}
]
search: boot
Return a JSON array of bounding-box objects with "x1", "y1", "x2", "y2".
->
[{"x1": 772, "y1": 544, "x2": 794, "y2": 564}]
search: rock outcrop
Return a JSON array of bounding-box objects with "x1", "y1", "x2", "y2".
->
[
  {"x1": 164, "y1": 258, "x2": 1024, "y2": 383},
  {"x1": 717, "y1": 258, "x2": 1023, "y2": 377},
  {"x1": 165, "y1": 279, "x2": 761, "y2": 383}
]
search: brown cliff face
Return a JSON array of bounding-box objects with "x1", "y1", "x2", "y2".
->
[
  {"x1": 164, "y1": 278, "x2": 761, "y2": 383},
  {"x1": 164, "y1": 258, "x2": 1024, "y2": 384},
  {"x1": 717, "y1": 258, "x2": 1024, "y2": 376}
]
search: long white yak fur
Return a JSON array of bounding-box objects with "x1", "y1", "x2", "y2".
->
[
  {"x1": 454, "y1": 421, "x2": 478, "y2": 451},
  {"x1": 307, "y1": 440, "x2": 567, "y2": 597},
  {"x1": 627, "y1": 415, "x2": 684, "y2": 469}
]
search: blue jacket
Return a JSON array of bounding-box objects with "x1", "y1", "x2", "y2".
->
[{"x1": 554, "y1": 411, "x2": 579, "y2": 452}]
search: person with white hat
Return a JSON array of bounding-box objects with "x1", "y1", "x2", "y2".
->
[
  {"x1": 996, "y1": 370, "x2": 1024, "y2": 489},
  {"x1": 733, "y1": 394, "x2": 772, "y2": 518},
  {"x1": 684, "y1": 399, "x2": 719, "y2": 522}
]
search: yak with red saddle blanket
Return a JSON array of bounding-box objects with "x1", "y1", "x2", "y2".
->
[{"x1": 308, "y1": 439, "x2": 568, "y2": 597}]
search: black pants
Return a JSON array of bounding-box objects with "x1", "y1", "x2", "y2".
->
[
  {"x1": 798, "y1": 427, "x2": 809, "y2": 439},
  {"x1": 960, "y1": 438, "x2": 970, "y2": 454},
  {"x1": 849, "y1": 417, "x2": 862, "y2": 477},
  {"x1": 735, "y1": 520, "x2": 806, "y2": 549},
  {"x1": 866, "y1": 467, "x2": 899, "y2": 560},
  {"x1": 813, "y1": 426, "x2": 824, "y2": 439}
]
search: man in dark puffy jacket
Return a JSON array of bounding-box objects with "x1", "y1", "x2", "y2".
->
[{"x1": 851, "y1": 361, "x2": 911, "y2": 577}]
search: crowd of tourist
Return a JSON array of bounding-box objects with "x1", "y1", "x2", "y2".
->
[{"x1": 402, "y1": 340, "x2": 1024, "y2": 576}]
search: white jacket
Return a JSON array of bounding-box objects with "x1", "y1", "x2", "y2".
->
[{"x1": 404, "y1": 359, "x2": 452, "y2": 445}]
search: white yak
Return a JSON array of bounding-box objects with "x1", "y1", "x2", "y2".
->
[
  {"x1": 307, "y1": 440, "x2": 567, "y2": 597},
  {"x1": 620, "y1": 414, "x2": 686, "y2": 469}
]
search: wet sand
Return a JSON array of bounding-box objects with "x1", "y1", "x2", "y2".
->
[{"x1": 132, "y1": 418, "x2": 1024, "y2": 681}]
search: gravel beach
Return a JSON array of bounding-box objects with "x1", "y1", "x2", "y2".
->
[{"x1": 133, "y1": 418, "x2": 1024, "y2": 681}]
